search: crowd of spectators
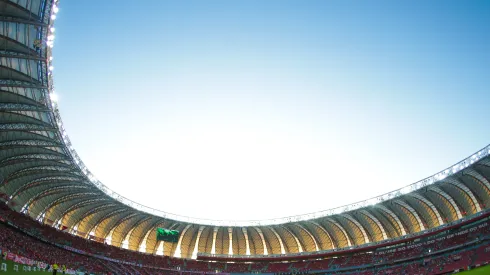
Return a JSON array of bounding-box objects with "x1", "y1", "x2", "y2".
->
[
  {"x1": 0, "y1": 222, "x2": 107, "y2": 273},
  {"x1": 0, "y1": 203, "x2": 489, "y2": 274}
]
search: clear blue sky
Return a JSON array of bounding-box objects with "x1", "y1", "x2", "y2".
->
[{"x1": 52, "y1": 0, "x2": 490, "y2": 221}]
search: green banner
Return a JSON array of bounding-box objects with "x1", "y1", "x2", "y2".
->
[{"x1": 156, "y1": 228, "x2": 179, "y2": 243}]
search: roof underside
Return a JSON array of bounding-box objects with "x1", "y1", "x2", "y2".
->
[{"x1": 1, "y1": 0, "x2": 490, "y2": 259}]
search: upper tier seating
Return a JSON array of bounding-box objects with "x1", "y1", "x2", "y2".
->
[{"x1": 0, "y1": 203, "x2": 489, "y2": 274}]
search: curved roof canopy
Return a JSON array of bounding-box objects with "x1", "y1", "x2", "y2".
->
[{"x1": 1, "y1": 0, "x2": 490, "y2": 259}]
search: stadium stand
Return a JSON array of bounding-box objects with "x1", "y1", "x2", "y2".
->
[
  {"x1": 0, "y1": 203, "x2": 490, "y2": 274},
  {"x1": 1, "y1": 0, "x2": 490, "y2": 274}
]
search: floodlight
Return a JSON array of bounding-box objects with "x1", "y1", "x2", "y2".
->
[{"x1": 50, "y1": 93, "x2": 58, "y2": 102}]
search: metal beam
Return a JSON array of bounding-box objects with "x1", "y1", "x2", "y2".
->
[
  {"x1": 242, "y1": 227, "x2": 251, "y2": 255},
  {"x1": 0, "y1": 80, "x2": 47, "y2": 89},
  {"x1": 11, "y1": 176, "x2": 86, "y2": 199},
  {"x1": 1, "y1": 0, "x2": 42, "y2": 20},
  {"x1": 339, "y1": 213, "x2": 370, "y2": 243},
  {"x1": 137, "y1": 219, "x2": 166, "y2": 253},
  {"x1": 408, "y1": 193, "x2": 444, "y2": 226},
  {"x1": 121, "y1": 216, "x2": 152, "y2": 250},
  {"x1": 464, "y1": 170, "x2": 490, "y2": 194},
  {"x1": 0, "y1": 16, "x2": 47, "y2": 27},
  {"x1": 86, "y1": 208, "x2": 129, "y2": 238},
  {"x1": 268, "y1": 227, "x2": 286, "y2": 254},
  {"x1": 6, "y1": 165, "x2": 74, "y2": 182},
  {"x1": 254, "y1": 227, "x2": 268, "y2": 255},
  {"x1": 33, "y1": 191, "x2": 97, "y2": 218},
  {"x1": 173, "y1": 224, "x2": 191, "y2": 258},
  {"x1": 55, "y1": 198, "x2": 107, "y2": 225},
  {"x1": 308, "y1": 221, "x2": 336, "y2": 249},
  {"x1": 429, "y1": 186, "x2": 463, "y2": 219},
  {"x1": 99, "y1": 212, "x2": 139, "y2": 242},
  {"x1": 444, "y1": 178, "x2": 482, "y2": 213},
  {"x1": 374, "y1": 205, "x2": 407, "y2": 235},
  {"x1": 0, "y1": 53, "x2": 46, "y2": 62},
  {"x1": 0, "y1": 140, "x2": 59, "y2": 148},
  {"x1": 294, "y1": 224, "x2": 320, "y2": 251},
  {"x1": 69, "y1": 203, "x2": 119, "y2": 237},
  {"x1": 0, "y1": 153, "x2": 67, "y2": 164},
  {"x1": 228, "y1": 227, "x2": 233, "y2": 255},
  {"x1": 0, "y1": 103, "x2": 48, "y2": 111},
  {"x1": 359, "y1": 209, "x2": 388, "y2": 240},
  {"x1": 394, "y1": 200, "x2": 426, "y2": 231},
  {"x1": 280, "y1": 225, "x2": 304, "y2": 253},
  {"x1": 192, "y1": 226, "x2": 205, "y2": 259},
  {"x1": 25, "y1": 186, "x2": 91, "y2": 210},
  {"x1": 325, "y1": 218, "x2": 353, "y2": 247},
  {"x1": 0, "y1": 123, "x2": 54, "y2": 132}
]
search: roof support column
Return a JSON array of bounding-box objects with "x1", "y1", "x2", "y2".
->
[
  {"x1": 281, "y1": 225, "x2": 304, "y2": 252},
  {"x1": 192, "y1": 226, "x2": 205, "y2": 259},
  {"x1": 228, "y1": 227, "x2": 233, "y2": 255},
  {"x1": 445, "y1": 178, "x2": 482, "y2": 212},
  {"x1": 269, "y1": 227, "x2": 286, "y2": 254},
  {"x1": 359, "y1": 210, "x2": 388, "y2": 240},
  {"x1": 211, "y1": 227, "x2": 218, "y2": 254},
  {"x1": 326, "y1": 218, "x2": 352, "y2": 247},
  {"x1": 340, "y1": 214, "x2": 370, "y2": 243},
  {"x1": 173, "y1": 224, "x2": 191, "y2": 258},
  {"x1": 242, "y1": 228, "x2": 251, "y2": 255},
  {"x1": 255, "y1": 228, "x2": 268, "y2": 255},
  {"x1": 429, "y1": 187, "x2": 463, "y2": 219},
  {"x1": 409, "y1": 193, "x2": 444, "y2": 226},
  {"x1": 309, "y1": 221, "x2": 336, "y2": 249},
  {"x1": 465, "y1": 170, "x2": 490, "y2": 192},
  {"x1": 296, "y1": 224, "x2": 319, "y2": 251},
  {"x1": 394, "y1": 200, "x2": 426, "y2": 231},
  {"x1": 375, "y1": 205, "x2": 407, "y2": 235}
]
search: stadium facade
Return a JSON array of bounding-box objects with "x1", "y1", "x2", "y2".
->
[{"x1": 1, "y1": 0, "x2": 490, "y2": 261}]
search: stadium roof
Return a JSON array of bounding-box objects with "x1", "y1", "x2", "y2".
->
[{"x1": 1, "y1": 0, "x2": 490, "y2": 259}]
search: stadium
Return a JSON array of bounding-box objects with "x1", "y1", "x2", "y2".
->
[{"x1": 1, "y1": 0, "x2": 490, "y2": 274}]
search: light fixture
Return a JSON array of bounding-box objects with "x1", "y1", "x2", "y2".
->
[{"x1": 50, "y1": 93, "x2": 58, "y2": 102}]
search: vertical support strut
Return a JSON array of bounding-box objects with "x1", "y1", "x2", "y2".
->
[
  {"x1": 211, "y1": 227, "x2": 218, "y2": 254},
  {"x1": 325, "y1": 218, "x2": 353, "y2": 247},
  {"x1": 444, "y1": 178, "x2": 482, "y2": 212},
  {"x1": 340, "y1": 214, "x2": 371, "y2": 243},
  {"x1": 269, "y1": 227, "x2": 286, "y2": 254},
  {"x1": 242, "y1": 228, "x2": 251, "y2": 255},
  {"x1": 280, "y1": 225, "x2": 304, "y2": 253},
  {"x1": 359, "y1": 210, "x2": 388, "y2": 240},
  {"x1": 228, "y1": 227, "x2": 233, "y2": 255},
  {"x1": 173, "y1": 224, "x2": 191, "y2": 258},
  {"x1": 408, "y1": 193, "x2": 444, "y2": 226},
  {"x1": 254, "y1": 227, "x2": 268, "y2": 255},
  {"x1": 375, "y1": 205, "x2": 408, "y2": 235},
  {"x1": 192, "y1": 226, "x2": 205, "y2": 259},
  {"x1": 296, "y1": 224, "x2": 320, "y2": 251},
  {"x1": 465, "y1": 170, "x2": 490, "y2": 192},
  {"x1": 429, "y1": 187, "x2": 463, "y2": 219},
  {"x1": 394, "y1": 200, "x2": 426, "y2": 231},
  {"x1": 309, "y1": 221, "x2": 336, "y2": 249}
]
